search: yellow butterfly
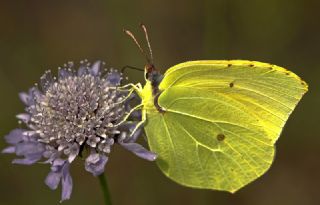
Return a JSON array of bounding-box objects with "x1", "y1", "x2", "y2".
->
[{"x1": 121, "y1": 24, "x2": 308, "y2": 192}]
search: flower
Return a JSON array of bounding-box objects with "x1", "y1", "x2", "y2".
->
[{"x1": 2, "y1": 60, "x2": 156, "y2": 202}]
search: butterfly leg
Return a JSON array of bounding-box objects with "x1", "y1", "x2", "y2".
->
[
  {"x1": 114, "y1": 87, "x2": 136, "y2": 105},
  {"x1": 111, "y1": 82, "x2": 144, "y2": 106},
  {"x1": 111, "y1": 83, "x2": 146, "y2": 136},
  {"x1": 129, "y1": 108, "x2": 146, "y2": 137},
  {"x1": 113, "y1": 103, "x2": 143, "y2": 127},
  {"x1": 114, "y1": 83, "x2": 143, "y2": 95}
]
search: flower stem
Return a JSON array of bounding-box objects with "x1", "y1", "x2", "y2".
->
[{"x1": 98, "y1": 173, "x2": 112, "y2": 205}]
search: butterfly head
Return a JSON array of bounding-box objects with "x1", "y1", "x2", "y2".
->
[{"x1": 145, "y1": 63, "x2": 163, "y2": 87}]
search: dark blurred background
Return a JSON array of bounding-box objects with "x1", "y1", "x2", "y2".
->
[{"x1": 0, "y1": 0, "x2": 319, "y2": 205}]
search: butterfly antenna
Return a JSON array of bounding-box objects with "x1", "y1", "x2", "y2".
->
[
  {"x1": 123, "y1": 28, "x2": 151, "y2": 64},
  {"x1": 140, "y1": 23, "x2": 154, "y2": 64},
  {"x1": 121, "y1": 65, "x2": 144, "y2": 73}
]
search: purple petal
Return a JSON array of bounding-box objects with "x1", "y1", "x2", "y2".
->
[
  {"x1": 51, "y1": 158, "x2": 66, "y2": 171},
  {"x1": 2, "y1": 146, "x2": 16, "y2": 153},
  {"x1": 58, "y1": 68, "x2": 72, "y2": 80},
  {"x1": 22, "y1": 130, "x2": 37, "y2": 137},
  {"x1": 127, "y1": 128, "x2": 142, "y2": 143},
  {"x1": 44, "y1": 159, "x2": 73, "y2": 202},
  {"x1": 16, "y1": 113, "x2": 31, "y2": 123},
  {"x1": 85, "y1": 153, "x2": 108, "y2": 176},
  {"x1": 31, "y1": 87, "x2": 41, "y2": 97},
  {"x1": 120, "y1": 142, "x2": 157, "y2": 161},
  {"x1": 86, "y1": 153, "x2": 100, "y2": 163},
  {"x1": 40, "y1": 71, "x2": 54, "y2": 92},
  {"x1": 118, "y1": 122, "x2": 143, "y2": 143},
  {"x1": 25, "y1": 87, "x2": 41, "y2": 106},
  {"x1": 4, "y1": 129, "x2": 26, "y2": 144},
  {"x1": 43, "y1": 148, "x2": 59, "y2": 163},
  {"x1": 106, "y1": 70, "x2": 121, "y2": 86},
  {"x1": 45, "y1": 172, "x2": 61, "y2": 190},
  {"x1": 77, "y1": 65, "x2": 88, "y2": 76},
  {"x1": 15, "y1": 142, "x2": 45, "y2": 156},
  {"x1": 61, "y1": 162, "x2": 73, "y2": 202},
  {"x1": 12, "y1": 154, "x2": 42, "y2": 165},
  {"x1": 90, "y1": 61, "x2": 102, "y2": 76},
  {"x1": 67, "y1": 143, "x2": 79, "y2": 163},
  {"x1": 19, "y1": 92, "x2": 30, "y2": 105},
  {"x1": 131, "y1": 110, "x2": 142, "y2": 119}
]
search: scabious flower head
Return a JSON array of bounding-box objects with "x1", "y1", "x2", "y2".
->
[{"x1": 2, "y1": 60, "x2": 156, "y2": 202}]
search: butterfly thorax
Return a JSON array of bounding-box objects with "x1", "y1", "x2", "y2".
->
[
  {"x1": 145, "y1": 64, "x2": 163, "y2": 94},
  {"x1": 143, "y1": 63, "x2": 165, "y2": 113}
]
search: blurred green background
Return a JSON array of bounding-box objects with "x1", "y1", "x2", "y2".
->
[{"x1": 0, "y1": 0, "x2": 319, "y2": 205}]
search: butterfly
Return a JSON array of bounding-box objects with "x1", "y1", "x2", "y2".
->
[{"x1": 121, "y1": 24, "x2": 308, "y2": 192}]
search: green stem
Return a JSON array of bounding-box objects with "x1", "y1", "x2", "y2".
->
[{"x1": 98, "y1": 173, "x2": 112, "y2": 205}]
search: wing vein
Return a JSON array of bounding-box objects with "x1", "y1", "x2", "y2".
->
[
  {"x1": 162, "y1": 116, "x2": 186, "y2": 184},
  {"x1": 167, "y1": 109, "x2": 270, "y2": 145}
]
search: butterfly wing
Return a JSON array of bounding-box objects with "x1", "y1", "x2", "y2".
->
[{"x1": 143, "y1": 60, "x2": 308, "y2": 192}]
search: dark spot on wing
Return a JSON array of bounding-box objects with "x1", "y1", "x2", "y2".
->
[
  {"x1": 217, "y1": 133, "x2": 225, "y2": 141},
  {"x1": 285, "y1": 72, "x2": 290, "y2": 75},
  {"x1": 229, "y1": 82, "x2": 234, "y2": 88},
  {"x1": 268, "y1": 65, "x2": 274, "y2": 70},
  {"x1": 249, "y1": 64, "x2": 254, "y2": 67},
  {"x1": 227, "y1": 64, "x2": 232, "y2": 67}
]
